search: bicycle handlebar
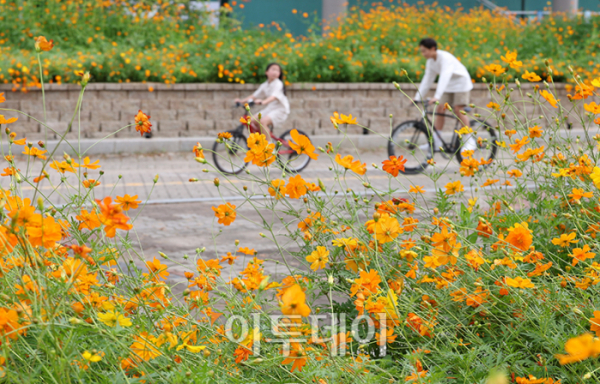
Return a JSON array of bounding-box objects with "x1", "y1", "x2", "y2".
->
[{"x1": 235, "y1": 100, "x2": 255, "y2": 108}]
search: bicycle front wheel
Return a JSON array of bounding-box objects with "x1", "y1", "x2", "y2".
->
[
  {"x1": 212, "y1": 127, "x2": 249, "y2": 175},
  {"x1": 388, "y1": 120, "x2": 432, "y2": 175},
  {"x1": 277, "y1": 129, "x2": 312, "y2": 173},
  {"x1": 455, "y1": 120, "x2": 498, "y2": 166}
]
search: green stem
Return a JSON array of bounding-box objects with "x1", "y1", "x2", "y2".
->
[{"x1": 36, "y1": 52, "x2": 47, "y2": 133}]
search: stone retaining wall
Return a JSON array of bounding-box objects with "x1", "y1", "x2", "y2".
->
[{"x1": 0, "y1": 82, "x2": 573, "y2": 141}]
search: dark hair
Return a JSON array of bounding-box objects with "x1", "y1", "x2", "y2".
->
[
  {"x1": 419, "y1": 38, "x2": 437, "y2": 50},
  {"x1": 265, "y1": 62, "x2": 286, "y2": 95}
]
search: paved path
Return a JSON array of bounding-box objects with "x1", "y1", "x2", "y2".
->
[{"x1": 7, "y1": 147, "x2": 510, "y2": 293}]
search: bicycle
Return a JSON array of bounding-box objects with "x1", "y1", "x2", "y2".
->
[
  {"x1": 388, "y1": 100, "x2": 498, "y2": 174},
  {"x1": 212, "y1": 101, "x2": 312, "y2": 175}
]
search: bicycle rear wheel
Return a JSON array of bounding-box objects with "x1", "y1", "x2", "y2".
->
[
  {"x1": 388, "y1": 120, "x2": 432, "y2": 174},
  {"x1": 455, "y1": 120, "x2": 498, "y2": 166},
  {"x1": 212, "y1": 127, "x2": 249, "y2": 175},
  {"x1": 277, "y1": 129, "x2": 312, "y2": 173}
]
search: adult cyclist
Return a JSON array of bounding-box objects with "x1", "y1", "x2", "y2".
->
[{"x1": 413, "y1": 38, "x2": 476, "y2": 153}]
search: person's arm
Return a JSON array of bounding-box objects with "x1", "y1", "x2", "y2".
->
[
  {"x1": 235, "y1": 94, "x2": 256, "y2": 104},
  {"x1": 414, "y1": 60, "x2": 434, "y2": 102},
  {"x1": 235, "y1": 83, "x2": 264, "y2": 104},
  {"x1": 258, "y1": 95, "x2": 277, "y2": 105},
  {"x1": 433, "y1": 54, "x2": 454, "y2": 100}
]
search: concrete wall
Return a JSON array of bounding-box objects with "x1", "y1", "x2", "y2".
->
[{"x1": 0, "y1": 82, "x2": 574, "y2": 142}]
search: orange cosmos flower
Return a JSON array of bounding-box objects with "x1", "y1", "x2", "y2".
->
[
  {"x1": 476, "y1": 220, "x2": 493, "y2": 238},
  {"x1": 22, "y1": 146, "x2": 47, "y2": 160},
  {"x1": 281, "y1": 343, "x2": 307, "y2": 372},
  {"x1": 220, "y1": 252, "x2": 238, "y2": 265},
  {"x1": 568, "y1": 188, "x2": 593, "y2": 203},
  {"x1": 33, "y1": 173, "x2": 47, "y2": 183},
  {"x1": 509, "y1": 136, "x2": 530, "y2": 153},
  {"x1": 247, "y1": 132, "x2": 268, "y2": 149},
  {"x1": 289, "y1": 129, "x2": 318, "y2": 160},
  {"x1": 505, "y1": 276, "x2": 535, "y2": 289},
  {"x1": 268, "y1": 179, "x2": 286, "y2": 199},
  {"x1": 286, "y1": 174, "x2": 308, "y2": 199},
  {"x1": 590, "y1": 311, "x2": 600, "y2": 336},
  {"x1": 486, "y1": 102, "x2": 501, "y2": 111},
  {"x1": 115, "y1": 194, "x2": 141, "y2": 211},
  {"x1": 34, "y1": 36, "x2": 54, "y2": 51},
  {"x1": 0, "y1": 307, "x2": 23, "y2": 340},
  {"x1": 244, "y1": 133, "x2": 276, "y2": 167},
  {"x1": 522, "y1": 70, "x2": 541, "y2": 82},
  {"x1": 382, "y1": 155, "x2": 407, "y2": 177},
  {"x1": 134, "y1": 110, "x2": 152, "y2": 136},
  {"x1": 373, "y1": 214, "x2": 402, "y2": 244},
  {"x1": 555, "y1": 333, "x2": 600, "y2": 365},
  {"x1": 76, "y1": 209, "x2": 101, "y2": 231},
  {"x1": 335, "y1": 154, "x2": 366, "y2": 175},
  {"x1": 504, "y1": 222, "x2": 533, "y2": 252},
  {"x1": 444, "y1": 180, "x2": 464, "y2": 195},
  {"x1": 481, "y1": 178, "x2": 499, "y2": 188},
  {"x1": 217, "y1": 132, "x2": 232, "y2": 140},
  {"x1": 571, "y1": 83, "x2": 594, "y2": 100},
  {"x1": 212, "y1": 203, "x2": 236, "y2": 226},
  {"x1": 570, "y1": 245, "x2": 595, "y2": 266},
  {"x1": 539, "y1": 90, "x2": 558, "y2": 108},
  {"x1": 551, "y1": 232, "x2": 578, "y2": 247},
  {"x1": 82, "y1": 179, "x2": 100, "y2": 188},
  {"x1": 144, "y1": 257, "x2": 170, "y2": 281},
  {"x1": 1, "y1": 168, "x2": 18, "y2": 177},
  {"x1": 305, "y1": 246, "x2": 329, "y2": 270},
  {"x1": 97, "y1": 197, "x2": 133, "y2": 237},
  {"x1": 584, "y1": 102, "x2": 600, "y2": 114},
  {"x1": 239, "y1": 116, "x2": 251, "y2": 125},
  {"x1": 528, "y1": 126, "x2": 543, "y2": 138},
  {"x1": 77, "y1": 157, "x2": 101, "y2": 170},
  {"x1": 0, "y1": 115, "x2": 18, "y2": 125},
  {"x1": 330, "y1": 112, "x2": 357, "y2": 126},
  {"x1": 0, "y1": 93, "x2": 5, "y2": 103},
  {"x1": 409, "y1": 185, "x2": 425, "y2": 193},
  {"x1": 237, "y1": 247, "x2": 256, "y2": 255},
  {"x1": 500, "y1": 50, "x2": 522, "y2": 69},
  {"x1": 460, "y1": 157, "x2": 480, "y2": 177},
  {"x1": 281, "y1": 284, "x2": 310, "y2": 317},
  {"x1": 49, "y1": 160, "x2": 76, "y2": 174},
  {"x1": 193, "y1": 142, "x2": 204, "y2": 159},
  {"x1": 484, "y1": 63, "x2": 506, "y2": 76}
]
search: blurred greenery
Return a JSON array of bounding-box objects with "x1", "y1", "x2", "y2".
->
[{"x1": 1, "y1": 0, "x2": 599, "y2": 88}]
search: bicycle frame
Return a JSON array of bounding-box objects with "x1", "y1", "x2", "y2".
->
[{"x1": 417, "y1": 103, "x2": 462, "y2": 153}]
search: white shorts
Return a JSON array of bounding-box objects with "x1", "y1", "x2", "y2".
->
[{"x1": 261, "y1": 107, "x2": 289, "y2": 129}]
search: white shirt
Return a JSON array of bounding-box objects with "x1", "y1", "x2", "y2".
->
[
  {"x1": 414, "y1": 50, "x2": 473, "y2": 101},
  {"x1": 252, "y1": 78, "x2": 290, "y2": 114}
]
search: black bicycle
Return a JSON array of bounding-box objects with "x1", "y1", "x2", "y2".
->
[{"x1": 388, "y1": 100, "x2": 497, "y2": 174}]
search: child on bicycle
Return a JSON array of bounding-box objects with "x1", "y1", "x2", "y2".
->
[
  {"x1": 235, "y1": 63, "x2": 290, "y2": 137},
  {"x1": 413, "y1": 38, "x2": 476, "y2": 152}
]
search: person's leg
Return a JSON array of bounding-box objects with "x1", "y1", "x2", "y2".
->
[
  {"x1": 257, "y1": 115, "x2": 274, "y2": 138},
  {"x1": 454, "y1": 101, "x2": 477, "y2": 152},
  {"x1": 454, "y1": 105, "x2": 469, "y2": 128},
  {"x1": 434, "y1": 103, "x2": 445, "y2": 132},
  {"x1": 430, "y1": 96, "x2": 449, "y2": 151}
]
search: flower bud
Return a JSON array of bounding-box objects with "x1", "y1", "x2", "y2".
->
[{"x1": 213, "y1": 178, "x2": 220, "y2": 187}]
